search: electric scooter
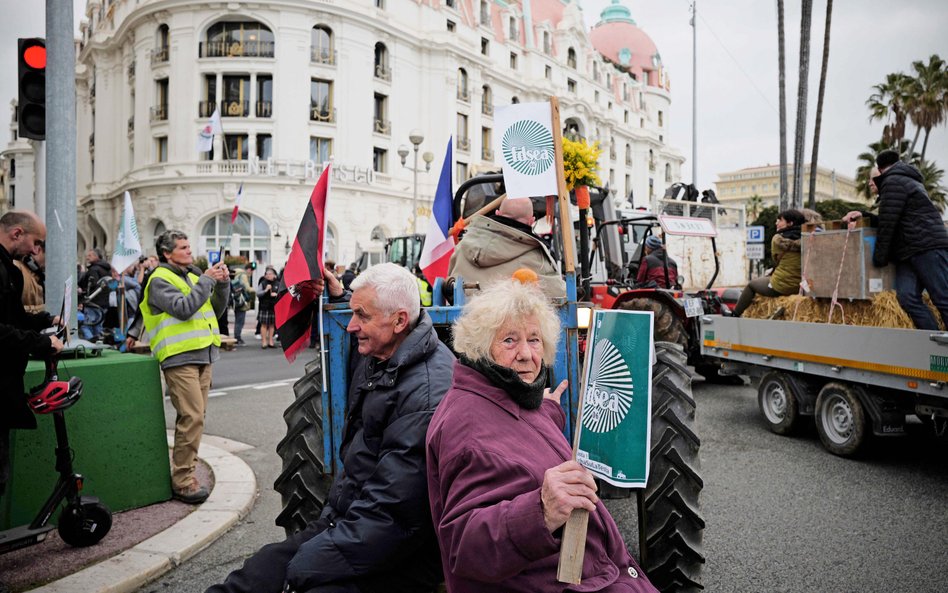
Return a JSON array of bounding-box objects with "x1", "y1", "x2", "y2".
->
[{"x1": 0, "y1": 328, "x2": 112, "y2": 554}]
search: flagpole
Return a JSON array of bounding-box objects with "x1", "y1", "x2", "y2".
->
[{"x1": 318, "y1": 157, "x2": 334, "y2": 388}]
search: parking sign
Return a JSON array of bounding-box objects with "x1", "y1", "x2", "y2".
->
[
  {"x1": 747, "y1": 243, "x2": 765, "y2": 260},
  {"x1": 747, "y1": 226, "x2": 765, "y2": 243}
]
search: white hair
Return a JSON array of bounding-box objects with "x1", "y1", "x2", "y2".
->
[{"x1": 351, "y1": 263, "x2": 421, "y2": 324}]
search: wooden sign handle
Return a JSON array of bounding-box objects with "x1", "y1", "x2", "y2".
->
[{"x1": 556, "y1": 508, "x2": 590, "y2": 583}]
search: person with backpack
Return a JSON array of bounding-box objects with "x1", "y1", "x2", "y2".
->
[{"x1": 231, "y1": 267, "x2": 254, "y2": 345}]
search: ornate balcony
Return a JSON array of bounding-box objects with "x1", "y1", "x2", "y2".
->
[
  {"x1": 256, "y1": 101, "x2": 273, "y2": 118},
  {"x1": 150, "y1": 47, "x2": 169, "y2": 65},
  {"x1": 199, "y1": 40, "x2": 275, "y2": 59},
  {"x1": 220, "y1": 100, "x2": 250, "y2": 117},
  {"x1": 127, "y1": 61, "x2": 135, "y2": 82},
  {"x1": 457, "y1": 137, "x2": 471, "y2": 152},
  {"x1": 482, "y1": 147, "x2": 494, "y2": 161},
  {"x1": 198, "y1": 100, "x2": 216, "y2": 117},
  {"x1": 149, "y1": 104, "x2": 168, "y2": 122},
  {"x1": 457, "y1": 88, "x2": 471, "y2": 102},
  {"x1": 374, "y1": 64, "x2": 391, "y2": 81},
  {"x1": 127, "y1": 117, "x2": 134, "y2": 136},
  {"x1": 481, "y1": 101, "x2": 493, "y2": 116},
  {"x1": 373, "y1": 119, "x2": 391, "y2": 135},
  {"x1": 310, "y1": 106, "x2": 337, "y2": 123},
  {"x1": 311, "y1": 47, "x2": 336, "y2": 66}
]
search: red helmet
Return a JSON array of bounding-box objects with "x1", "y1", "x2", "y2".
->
[{"x1": 28, "y1": 377, "x2": 83, "y2": 414}]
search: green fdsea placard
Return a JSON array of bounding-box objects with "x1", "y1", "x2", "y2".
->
[{"x1": 576, "y1": 310, "x2": 653, "y2": 488}]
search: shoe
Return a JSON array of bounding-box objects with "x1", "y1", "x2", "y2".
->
[
  {"x1": 262, "y1": 344, "x2": 268, "y2": 349},
  {"x1": 173, "y1": 482, "x2": 209, "y2": 504},
  {"x1": 254, "y1": 334, "x2": 262, "y2": 340},
  {"x1": 269, "y1": 342, "x2": 277, "y2": 348},
  {"x1": 237, "y1": 340, "x2": 245, "y2": 345}
]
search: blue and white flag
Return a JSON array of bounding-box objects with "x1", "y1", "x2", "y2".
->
[{"x1": 112, "y1": 191, "x2": 143, "y2": 274}]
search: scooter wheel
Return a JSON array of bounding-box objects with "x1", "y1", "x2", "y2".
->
[{"x1": 58, "y1": 500, "x2": 112, "y2": 547}]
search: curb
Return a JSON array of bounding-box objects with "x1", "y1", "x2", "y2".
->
[{"x1": 30, "y1": 435, "x2": 257, "y2": 593}]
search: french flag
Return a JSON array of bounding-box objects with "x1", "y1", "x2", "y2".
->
[
  {"x1": 419, "y1": 138, "x2": 454, "y2": 285},
  {"x1": 230, "y1": 182, "x2": 244, "y2": 224}
]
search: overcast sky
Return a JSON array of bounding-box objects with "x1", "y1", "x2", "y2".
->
[{"x1": 1, "y1": 1, "x2": 946, "y2": 189}]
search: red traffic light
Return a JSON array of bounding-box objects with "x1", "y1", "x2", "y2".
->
[{"x1": 23, "y1": 45, "x2": 46, "y2": 70}]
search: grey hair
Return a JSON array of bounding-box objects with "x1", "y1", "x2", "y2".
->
[
  {"x1": 350, "y1": 262, "x2": 420, "y2": 325},
  {"x1": 155, "y1": 230, "x2": 188, "y2": 262},
  {"x1": 452, "y1": 279, "x2": 560, "y2": 365}
]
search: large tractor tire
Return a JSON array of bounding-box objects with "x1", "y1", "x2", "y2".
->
[
  {"x1": 617, "y1": 298, "x2": 688, "y2": 350},
  {"x1": 642, "y1": 342, "x2": 705, "y2": 592},
  {"x1": 274, "y1": 359, "x2": 334, "y2": 536}
]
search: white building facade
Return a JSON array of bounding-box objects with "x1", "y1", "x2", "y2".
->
[{"x1": 62, "y1": 0, "x2": 684, "y2": 268}]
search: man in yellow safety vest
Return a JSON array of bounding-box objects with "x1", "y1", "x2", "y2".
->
[{"x1": 129, "y1": 230, "x2": 230, "y2": 503}]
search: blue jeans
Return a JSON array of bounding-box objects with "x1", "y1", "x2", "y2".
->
[
  {"x1": 233, "y1": 309, "x2": 247, "y2": 343},
  {"x1": 895, "y1": 249, "x2": 948, "y2": 330}
]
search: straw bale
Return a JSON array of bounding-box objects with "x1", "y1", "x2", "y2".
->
[{"x1": 742, "y1": 290, "x2": 945, "y2": 330}]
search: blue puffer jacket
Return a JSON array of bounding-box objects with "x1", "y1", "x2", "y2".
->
[
  {"x1": 873, "y1": 161, "x2": 948, "y2": 266},
  {"x1": 286, "y1": 310, "x2": 455, "y2": 592}
]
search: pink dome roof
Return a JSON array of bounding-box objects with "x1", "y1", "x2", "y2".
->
[{"x1": 589, "y1": 1, "x2": 662, "y2": 85}]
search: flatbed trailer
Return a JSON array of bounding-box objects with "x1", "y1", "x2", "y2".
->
[{"x1": 699, "y1": 315, "x2": 948, "y2": 456}]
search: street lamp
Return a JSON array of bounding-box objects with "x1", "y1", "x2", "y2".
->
[{"x1": 398, "y1": 129, "x2": 435, "y2": 234}]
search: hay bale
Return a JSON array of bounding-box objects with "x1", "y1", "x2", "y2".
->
[{"x1": 742, "y1": 290, "x2": 945, "y2": 330}]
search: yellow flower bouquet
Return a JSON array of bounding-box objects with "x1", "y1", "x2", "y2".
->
[{"x1": 562, "y1": 137, "x2": 602, "y2": 191}]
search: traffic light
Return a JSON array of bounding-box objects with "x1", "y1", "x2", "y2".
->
[{"x1": 17, "y1": 38, "x2": 46, "y2": 140}]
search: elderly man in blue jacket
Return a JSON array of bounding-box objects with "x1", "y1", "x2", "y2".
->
[
  {"x1": 844, "y1": 149, "x2": 948, "y2": 330},
  {"x1": 207, "y1": 263, "x2": 454, "y2": 593}
]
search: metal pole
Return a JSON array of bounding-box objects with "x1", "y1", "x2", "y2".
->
[
  {"x1": 45, "y1": 0, "x2": 77, "y2": 333},
  {"x1": 691, "y1": 1, "x2": 698, "y2": 187},
  {"x1": 411, "y1": 144, "x2": 419, "y2": 234}
]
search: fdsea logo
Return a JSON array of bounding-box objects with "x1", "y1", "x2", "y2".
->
[
  {"x1": 582, "y1": 339, "x2": 635, "y2": 433},
  {"x1": 502, "y1": 119, "x2": 554, "y2": 175}
]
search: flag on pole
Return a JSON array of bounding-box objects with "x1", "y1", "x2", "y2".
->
[
  {"x1": 231, "y1": 182, "x2": 244, "y2": 224},
  {"x1": 196, "y1": 108, "x2": 223, "y2": 153},
  {"x1": 418, "y1": 138, "x2": 455, "y2": 285},
  {"x1": 275, "y1": 163, "x2": 331, "y2": 362},
  {"x1": 111, "y1": 191, "x2": 143, "y2": 274}
]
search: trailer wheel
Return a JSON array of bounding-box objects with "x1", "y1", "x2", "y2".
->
[
  {"x1": 815, "y1": 382, "x2": 868, "y2": 457},
  {"x1": 757, "y1": 371, "x2": 800, "y2": 435},
  {"x1": 274, "y1": 360, "x2": 333, "y2": 536},
  {"x1": 641, "y1": 342, "x2": 705, "y2": 593},
  {"x1": 618, "y1": 298, "x2": 688, "y2": 350}
]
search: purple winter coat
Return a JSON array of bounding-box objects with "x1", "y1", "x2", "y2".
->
[{"x1": 426, "y1": 361, "x2": 658, "y2": 593}]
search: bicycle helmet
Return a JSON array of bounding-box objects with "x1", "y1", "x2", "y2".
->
[{"x1": 28, "y1": 376, "x2": 83, "y2": 414}]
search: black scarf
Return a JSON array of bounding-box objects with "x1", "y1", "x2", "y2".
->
[
  {"x1": 460, "y1": 356, "x2": 549, "y2": 410},
  {"x1": 776, "y1": 226, "x2": 801, "y2": 241}
]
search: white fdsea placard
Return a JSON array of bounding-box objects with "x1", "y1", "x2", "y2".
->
[{"x1": 494, "y1": 102, "x2": 558, "y2": 198}]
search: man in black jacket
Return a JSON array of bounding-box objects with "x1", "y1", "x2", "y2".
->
[
  {"x1": 207, "y1": 263, "x2": 454, "y2": 593},
  {"x1": 845, "y1": 150, "x2": 948, "y2": 329},
  {"x1": 0, "y1": 211, "x2": 63, "y2": 497}
]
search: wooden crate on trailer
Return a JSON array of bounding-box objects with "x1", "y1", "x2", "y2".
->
[{"x1": 801, "y1": 227, "x2": 895, "y2": 300}]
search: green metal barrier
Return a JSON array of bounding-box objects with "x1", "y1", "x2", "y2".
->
[{"x1": 1, "y1": 350, "x2": 170, "y2": 529}]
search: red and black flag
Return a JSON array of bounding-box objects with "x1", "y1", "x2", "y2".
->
[{"x1": 276, "y1": 163, "x2": 331, "y2": 362}]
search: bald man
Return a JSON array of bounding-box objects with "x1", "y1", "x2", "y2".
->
[
  {"x1": 448, "y1": 198, "x2": 566, "y2": 297},
  {"x1": 0, "y1": 210, "x2": 64, "y2": 495}
]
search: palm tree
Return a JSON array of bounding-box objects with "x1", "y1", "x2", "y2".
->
[
  {"x1": 807, "y1": 0, "x2": 833, "y2": 209},
  {"x1": 906, "y1": 54, "x2": 948, "y2": 161},
  {"x1": 792, "y1": 0, "x2": 814, "y2": 209},
  {"x1": 746, "y1": 194, "x2": 764, "y2": 220},
  {"x1": 867, "y1": 72, "x2": 913, "y2": 147},
  {"x1": 777, "y1": 0, "x2": 789, "y2": 211},
  {"x1": 918, "y1": 159, "x2": 947, "y2": 210}
]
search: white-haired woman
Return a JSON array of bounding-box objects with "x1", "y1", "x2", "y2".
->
[{"x1": 426, "y1": 280, "x2": 657, "y2": 593}]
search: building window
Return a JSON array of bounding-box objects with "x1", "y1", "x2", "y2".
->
[
  {"x1": 545, "y1": 65, "x2": 552, "y2": 80},
  {"x1": 457, "y1": 68, "x2": 470, "y2": 101},
  {"x1": 509, "y1": 18, "x2": 517, "y2": 41},
  {"x1": 222, "y1": 75, "x2": 251, "y2": 117},
  {"x1": 510, "y1": 52, "x2": 517, "y2": 69},
  {"x1": 257, "y1": 134, "x2": 273, "y2": 159},
  {"x1": 202, "y1": 212, "x2": 270, "y2": 263},
  {"x1": 373, "y1": 147, "x2": 387, "y2": 173},
  {"x1": 658, "y1": 110, "x2": 664, "y2": 127},
  {"x1": 480, "y1": 1, "x2": 489, "y2": 25},
  {"x1": 310, "y1": 136, "x2": 332, "y2": 163},
  {"x1": 481, "y1": 127, "x2": 493, "y2": 160},
  {"x1": 543, "y1": 31, "x2": 551, "y2": 54},
  {"x1": 625, "y1": 144, "x2": 632, "y2": 165},
  {"x1": 457, "y1": 113, "x2": 469, "y2": 151},
  {"x1": 625, "y1": 174, "x2": 631, "y2": 197},
  {"x1": 311, "y1": 25, "x2": 335, "y2": 64},
  {"x1": 624, "y1": 110, "x2": 629, "y2": 124},
  {"x1": 593, "y1": 61, "x2": 600, "y2": 81},
  {"x1": 375, "y1": 0, "x2": 384, "y2": 8},
  {"x1": 374, "y1": 93, "x2": 390, "y2": 135},
  {"x1": 567, "y1": 79, "x2": 576, "y2": 93},
  {"x1": 446, "y1": 0, "x2": 456, "y2": 8},
  {"x1": 152, "y1": 24, "x2": 169, "y2": 64},
  {"x1": 200, "y1": 74, "x2": 216, "y2": 116},
  {"x1": 374, "y1": 42, "x2": 390, "y2": 80},
  {"x1": 202, "y1": 20, "x2": 275, "y2": 58},
  {"x1": 640, "y1": 118, "x2": 645, "y2": 128},
  {"x1": 609, "y1": 138, "x2": 617, "y2": 160},
  {"x1": 156, "y1": 136, "x2": 168, "y2": 162},
  {"x1": 225, "y1": 134, "x2": 250, "y2": 160},
  {"x1": 151, "y1": 78, "x2": 169, "y2": 121},
  {"x1": 447, "y1": 20, "x2": 456, "y2": 33},
  {"x1": 481, "y1": 84, "x2": 493, "y2": 115},
  {"x1": 310, "y1": 78, "x2": 334, "y2": 122},
  {"x1": 481, "y1": 37, "x2": 489, "y2": 56},
  {"x1": 665, "y1": 163, "x2": 672, "y2": 182},
  {"x1": 567, "y1": 48, "x2": 577, "y2": 69},
  {"x1": 511, "y1": 96, "x2": 519, "y2": 104},
  {"x1": 257, "y1": 75, "x2": 273, "y2": 117},
  {"x1": 456, "y1": 161, "x2": 468, "y2": 181}
]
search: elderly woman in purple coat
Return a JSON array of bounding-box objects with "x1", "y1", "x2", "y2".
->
[{"x1": 426, "y1": 279, "x2": 657, "y2": 593}]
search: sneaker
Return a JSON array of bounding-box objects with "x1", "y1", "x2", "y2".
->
[
  {"x1": 254, "y1": 334, "x2": 262, "y2": 340},
  {"x1": 237, "y1": 340, "x2": 245, "y2": 345},
  {"x1": 173, "y1": 482, "x2": 209, "y2": 504}
]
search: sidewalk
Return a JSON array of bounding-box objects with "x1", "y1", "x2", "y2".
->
[{"x1": 6, "y1": 434, "x2": 257, "y2": 593}]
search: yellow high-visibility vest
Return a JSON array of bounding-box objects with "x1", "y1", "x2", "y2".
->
[
  {"x1": 417, "y1": 277, "x2": 432, "y2": 306},
  {"x1": 141, "y1": 267, "x2": 221, "y2": 362}
]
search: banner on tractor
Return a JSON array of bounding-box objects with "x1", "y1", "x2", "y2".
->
[
  {"x1": 494, "y1": 102, "x2": 558, "y2": 199},
  {"x1": 575, "y1": 309, "x2": 654, "y2": 488}
]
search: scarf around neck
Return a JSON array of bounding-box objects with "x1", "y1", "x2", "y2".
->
[{"x1": 460, "y1": 356, "x2": 549, "y2": 410}]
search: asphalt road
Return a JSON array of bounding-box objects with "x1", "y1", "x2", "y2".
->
[{"x1": 138, "y1": 361, "x2": 948, "y2": 593}]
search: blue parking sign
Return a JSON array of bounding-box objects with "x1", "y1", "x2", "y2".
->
[{"x1": 747, "y1": 226, "x2": 765, "y2": 243}]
